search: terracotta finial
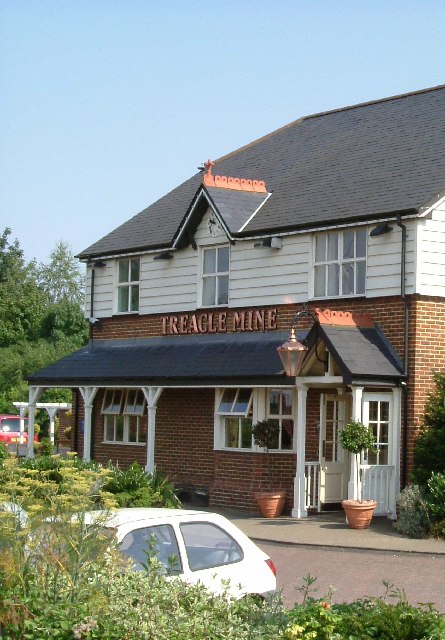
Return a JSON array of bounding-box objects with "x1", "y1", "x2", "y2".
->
[{"x1": 204, "y1": 159, "x2": 215, "y2": 175}]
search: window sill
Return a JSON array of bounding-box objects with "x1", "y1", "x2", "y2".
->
[{"x1": 102, "y1": 441, "x2": 146, "y2": 446}]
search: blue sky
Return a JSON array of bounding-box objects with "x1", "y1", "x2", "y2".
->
[{"x1": 2, "y1": 1, "x2": 445, "y2": 264}]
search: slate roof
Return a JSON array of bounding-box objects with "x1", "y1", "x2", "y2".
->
[
  {"x1": 27, "y1": 332, "x2": 295, "y2": 387},
  {"x1": 78, "y1": 85, "x2": 445, "y2": 260},
  {"x1": 306, "y1": 322, "x2": 404, "y2": 385},
  {"x1": 204, "y1": 187, "x2": 270, "y2": 234}
]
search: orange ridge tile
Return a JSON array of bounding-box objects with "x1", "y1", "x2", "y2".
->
[{"x1": 315, "y1": 308, "x2": 374, "y2": 328}]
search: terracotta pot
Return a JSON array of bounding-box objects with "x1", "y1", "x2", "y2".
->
[
  {"x1": 342, "y1": 499, "x2": 377, "y2": 529},
  {"x1": 254, "y1": 490, "x2": 286, "y2": 518}
]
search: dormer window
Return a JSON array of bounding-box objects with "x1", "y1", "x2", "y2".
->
[
  {"x1": 117, "y1": 258, "x2": 140, "y2": 313},
  {"x1": 201, "y1": 245, "x2": 229, "y2": 307}
]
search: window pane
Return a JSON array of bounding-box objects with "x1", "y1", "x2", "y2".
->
[
  {"x1": 217, "y1": 246, "x2": 229, "y2": 272},
  {"x1": 130, "y1": 259, "x2": 140, "y2": 281},
  {"x1": 314, "y1": 265, "x2": 326, "y2": 297},
  {"x1": 380, "y1": 422, "x2": 389, "y2": 443},
  {"x1": 268, "y1": 419, "x2": 280, "y2": 449},
  {"x1": 118, "y1": 260, "x2": 129, "y2": 283},
  {"x1": 315, "y1": 235, "x2": 326, "y2": 262},
  {"x1": 241, "y1": 418, "x2": 253, "y2": 448},
  {"x1": 233, "y1": 388, "x2": 252, "y2": 414},
  {"x1": 327, "y1": 234, "x2": 338, "y2": 260},
  {"x1": 130, "y1": 285, "x2": 139, "y2": 311},
  {"x1": 103, "y1": 390, "x2": 114, "y2": 413},
  {"x1": 116, "y1": 415, "x2": 124, "y2": 441},
  {"x1": 180, "y1": 522, "x2": 243, "y2": 571},
  {"x1": 111, "y1": 390, "x2": 123, "y2": 413},
  {"x1": 369, "y1": 401, "x2": 379, "y2": 422},
  {"x1": 380, "y1": 401, "x2": 389, "y2": 422},
  {"x1": 281, "y1": 390, "x2": 293, "y2": 415},
  {"x1": 269, "y1": 390, "x2": 280, "y2": 415},
  {"x1": 379, "y1": 445, "x2": 389, "y2": 464},
  {"x1": 203, "y1": 249, "x2": 216, "y2": 274},
  {"x1": 343, "y1": 231, "x2": 355, "y2": 259},
  {"x1": 342, "y1": 263, "x2": 355, "y2": 295},
  {"x1": 202, "y1": 277, "x2": 216, "y2": 306},
  {"x1": 128, "y1": 416, "x2": 138, "y2": 443},
  {"x1": 356, "y1": 229, "x2": 366, "y2": 257},
  {"x1": 327, "y1": 264, "x2": 339, "y2": 296},
  {"x1": 281, "y1": 419, "x2": 293, "y2": 450},
  {"x1": 356, "y1": 260, "x2": 366, "y2": 294},
  {"x1": 217, "y1": 275, "x2": 228, "y2": 305},
  {"x1": 224, "y1": 418, "x2": 239, "y2": 447},
  {"x1": 120, "y1": 524, "x2": 182, "y2": 574},
  {"x1": 104, "y1": 416, "x2": 114, "y2": 441},
  {"x1": 218, "y1": 389, "x2": 237, "y2": 413},
  {"x1": 118, "y1": 286, "x2": 129, "y2": 312}
]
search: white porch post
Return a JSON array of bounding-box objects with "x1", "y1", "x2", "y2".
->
[
  {"x1": 79, "y1": 387, "x2": 98, "y2": 461},
  {"x1": 18, "y1": 405, "x2": 27, "y2": 445},
  {"x1": 45, "y1": 407, "x2": 59, "y2": 445},
  {"x1": 26, "y1": 387, "x2": 44, "y2": 458},
  {"x1": 349, "y1": 386, "x2": 364, "y2": 500},
  {"x1": 292, "y1": 382, "x2": 308, "y2": 518},
  {"x1": 389, "y1": 386, "x2": 402, "y2": 519},
  {"x1": 142, "y1": 387, "x2": 163, "y2": 473}
]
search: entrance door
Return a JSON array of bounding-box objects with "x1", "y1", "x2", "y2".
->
[{"x1": 319, "y1": 395, "x2": 348, "y2": 504}]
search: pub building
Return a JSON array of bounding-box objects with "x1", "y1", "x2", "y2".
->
[{"x1": 28, "y1": 86, "x2": 445, "y2": 518}]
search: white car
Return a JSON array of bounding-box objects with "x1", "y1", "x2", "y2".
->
[{"x1": 97, "y1": 508, "x2": 277, "y2": 599}]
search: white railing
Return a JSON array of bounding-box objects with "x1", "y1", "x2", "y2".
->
[
  {"x1": 360, "y1": 465, "x2": 395, "y2": 515},
  {"x1": 305, "y1": 462, "x2": 321, "y2": 512}
]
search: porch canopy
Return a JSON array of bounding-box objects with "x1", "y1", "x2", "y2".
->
[{"x1": 27, "y1": 331, "x2": 296, "y2": 387}]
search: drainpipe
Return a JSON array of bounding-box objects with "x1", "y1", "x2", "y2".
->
[{"x1": 396, "y1": 214, "x2": 409, "y2": 488}]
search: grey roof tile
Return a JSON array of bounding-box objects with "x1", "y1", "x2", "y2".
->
[{"x1": 78, "y1": 86, "x2": 445, "y2": 259}]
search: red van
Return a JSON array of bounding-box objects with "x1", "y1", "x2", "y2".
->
[{"x1": 0, "y1": 415, "x2": 33, "y2": 444}]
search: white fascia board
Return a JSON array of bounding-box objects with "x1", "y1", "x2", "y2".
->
[
  {"x1": 238, "y1": 191, "x2": 273, "y2": 233},
  {"x1": 417, "y1": 192, "x2": 445, "y2": 218}
]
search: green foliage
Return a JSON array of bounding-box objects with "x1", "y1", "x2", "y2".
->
[
  {"x1": 0, "y1": 229, "x2": 87, "y2": 414},
  {"x1": 393, "y1": 484, "x2": 429, "y2": 538},
  {"x1": 103, "y1": 462, "x2": 181, "y2": 508},
  {"x1": 412, "y1": 372, "x2": 445, "y2": 486},
  {"x1": 339, "y1": 420, "x2": 376, "y2": 454}
]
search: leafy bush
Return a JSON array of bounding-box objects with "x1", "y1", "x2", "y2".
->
[
  {"x1": 339, "y1": 420, "x2": 376, "y2": 454},
  {"x1": 394, "y1": 484, "x2": 429, "y2": 539},
  {"x1": 102, "y1": 462, "x2": 181, "y2": 508},
  {"x1": 412, "y1": 372, "x2": 445, "y2": 486}
]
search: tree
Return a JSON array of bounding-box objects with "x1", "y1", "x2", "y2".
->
[
  {"x1": 412, "y1": 372, "x2": 445, "y2": 486},
  {"x1": 37, "y1": 240, "x2": 85, "y2": 306}
]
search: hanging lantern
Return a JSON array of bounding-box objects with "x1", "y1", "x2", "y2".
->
[{"x1": 277, "y1": 327, "x2": 308, "y2": 377}]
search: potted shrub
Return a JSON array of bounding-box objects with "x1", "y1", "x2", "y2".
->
[
  {"x1": 339, "y1": 419, "x2": 377, "y2": 529},
  {"x1": 250, "y1": 419, "x2": 286, "y2": 518}
]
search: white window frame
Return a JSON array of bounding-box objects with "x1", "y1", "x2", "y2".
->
[
  {"x1": 214, "y1": 388, "x2": 255, "y2": 451},
  {"x1": 200, "y1": 245, "x2": 229, "y2": 308},
  {"x1": 116, "y1": 257, "x2": 140, "y2": 314},
  {"x1": 312, "y1": 228, "x2": 367, "y2": 298},
  {"x1": 102, "y1": 389, "x2": 147, "y2": 445},
  {"x1": 267, "y1": 388, "x2": 296, "y2": 452}
]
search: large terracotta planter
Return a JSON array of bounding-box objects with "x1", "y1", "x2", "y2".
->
[
  {"x1": 342, "y1": 499, "x2": 377, "y2": 529},
  {"x1": 254, "y1": 490, "x2": 286, "y2": 518}
]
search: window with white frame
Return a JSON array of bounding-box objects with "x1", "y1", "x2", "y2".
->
[
  {"x1": 202, "y1": 246, "x2": 229, "y2": 307},
  {"x1": 267, "y1": 389, "x2": 294, "y2": 451},
  {"x1": 102, "y1": 389, "x2": 147, "y2": 444},
  {"x1": 117, "y1": 258, "x2": 140, "y2": 313},
  {"x1": 217, "y1": 388, "x2": 253, "y2": 449},
  {"x1": 313, "y1": 228, "x2": 366, "y2": 298}
]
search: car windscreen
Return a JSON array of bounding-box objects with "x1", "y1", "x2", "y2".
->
[
  {"x1": 0, "y1": 418, "x2": 28, "y2": 431},
  {"x1": 119, "y1": 524, "x2": 182, "y2": 574}
]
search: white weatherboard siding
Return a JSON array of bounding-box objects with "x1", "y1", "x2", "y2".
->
[
  {"x1": 84, "y1": 264, "x2": 114, "y2": 318},
  {"x1": 416, "y1": 206, "x2": 445, "y2": 297},
  {"x1": 84, "y1": 217, "x2": 424, "y2": 317},
  {"x1": 230, "y1": 236, "x2": 309, "y2": 306},
  {"x1": 366, "y1": 222, "x2": 415, "y2": 298}
]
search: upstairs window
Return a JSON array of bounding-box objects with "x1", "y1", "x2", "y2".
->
[
  {"x1": 117, "y1": 258, "x2": 140, "y2": 313},
  {"x1": 202, "y1": 246, "x2": 229, "y2": 307},
  {"x1": 314, "y1": 229, "x2": 366, "y2": 298}
]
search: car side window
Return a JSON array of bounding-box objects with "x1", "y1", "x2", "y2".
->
[
  {"x1": 180, "y1": 522, "x2": 243, "y2": 571},
  {"x1": 120, "y1": 524, "x2": 182, "y2": 574}
]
